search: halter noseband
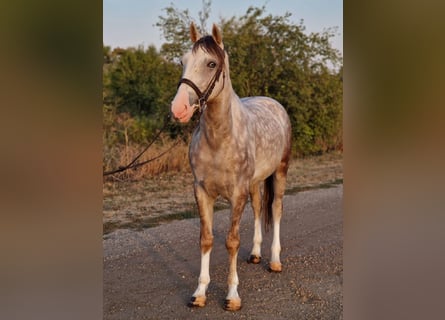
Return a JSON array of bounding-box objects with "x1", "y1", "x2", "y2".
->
[{"x1": 177, "y1": 61, "x2": 225, "y2": 112}]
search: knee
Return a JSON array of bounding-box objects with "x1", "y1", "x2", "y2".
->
[
  {"x1": 225, "y1": 233, "x2": 240, "y2": 253},
  {"x1": 251, "y1": 201, "x2": 261, "y2": 215},
  {"x1": 200, "y1": 235, "x2": 214, "y2": 253}
]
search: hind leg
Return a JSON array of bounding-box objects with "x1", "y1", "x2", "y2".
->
[
  {"x1": 269, "y1": 161, "x2": 289, "y2": 272},
  {"x1": 248, "y1": 182, "x2": 262, "y2": 264}
]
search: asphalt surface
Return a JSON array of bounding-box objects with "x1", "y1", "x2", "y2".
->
[{"x1": 104, "y1": 185, "x2": 343, "y2": 319}]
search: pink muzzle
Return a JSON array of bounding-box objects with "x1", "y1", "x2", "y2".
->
[{"x1": 171, "y1": 85, "x2": 196, "y2": 123}]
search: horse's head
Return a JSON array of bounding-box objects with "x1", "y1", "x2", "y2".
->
[{"x1": 171, "y1": 23, "x2": 226, "y2": 123}]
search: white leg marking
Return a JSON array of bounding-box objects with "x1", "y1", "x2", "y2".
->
[
  {"x1": 251, "y1": 217, "x2": 262, "y2": 257},
  {"x1": 193, "y1": 251, "x2": 211, "y2": 297},
  {"x1": 226, "y1": 244, "x2": 240, "y2": 301},
  {"x1": 226, "y1": 284, "x2": 240, "y2": 300},
  {"x1": 271, "y1": 217, "x2": 281, "y2": 264},
  {"x1": 226, "y1": 274, "x2": 239, "y2": 300},
  {"x1": 225, "y1": 269, "x2": 241, "y2": 310}
]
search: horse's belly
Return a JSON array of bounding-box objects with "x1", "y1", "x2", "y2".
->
[{"x1": 251, "y1": 152, "x2": 283, "y2": 183}]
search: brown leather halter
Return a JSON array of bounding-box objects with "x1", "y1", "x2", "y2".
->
[{"x1": 177, "y1": 61, "x2": 225, "y2": 112}]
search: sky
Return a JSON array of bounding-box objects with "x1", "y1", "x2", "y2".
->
[{"x1": 103, "y1": 0, "x2": 343, "y2": 54}]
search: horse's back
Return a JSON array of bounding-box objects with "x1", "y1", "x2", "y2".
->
[
  {"x1": 241, "y1": 96, "x2": 289, "y2": 126},
  {"x1": 241, "y1": 96, "x2": 290, "y2": 136},
  {"x1": 240, "y1": 96, "x2": 291, "y2": 181}
]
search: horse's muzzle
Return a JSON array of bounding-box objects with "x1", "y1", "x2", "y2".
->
[{"x1": 171, "y1": 85, "x2": 196, "y2": 123}]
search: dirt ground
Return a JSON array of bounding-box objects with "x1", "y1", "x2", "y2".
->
[
  {"x1": 103, "y1": 153, "x2": 343, "y2": 319},
  {"x1": 103, "y1": 152, "x2": 343, "y2": 234}
]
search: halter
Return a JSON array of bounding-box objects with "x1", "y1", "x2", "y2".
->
[{"x1": 177, "y1": 60, "x2": 225, "y2": 112}]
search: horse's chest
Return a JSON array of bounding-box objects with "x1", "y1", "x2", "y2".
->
[
  {"x1": 190, "y1": 141, "x2": 253, "y2": 196},
  {"x1": 192, "y1": 148, "x2": 249, "y2": 175}
]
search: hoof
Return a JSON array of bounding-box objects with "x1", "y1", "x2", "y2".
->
[
  {"x1": 269, "y1": 261, "x2": 282, "y2": 272},
  {"x1": 248, "y1": 254, "x2": 261, "y2": 264},
  {"x1": 224, "y1": 298, "x2": 242, "y2": 311},
  {"x1": 188, "y1": 295, "x2": 206, "y2": 308}
]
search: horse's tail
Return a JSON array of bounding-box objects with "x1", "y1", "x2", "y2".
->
[{"x1": 262, "y1": 175, "x2": 274, "y2": 233}]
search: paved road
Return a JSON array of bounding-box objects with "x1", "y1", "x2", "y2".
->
[{"x1": 104, "y1": 185, "x2": 343, "y2": 319}]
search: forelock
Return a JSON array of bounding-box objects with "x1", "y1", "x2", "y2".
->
[{"x1": 192, "y1": 36, "x2": 225, "y2": 65}]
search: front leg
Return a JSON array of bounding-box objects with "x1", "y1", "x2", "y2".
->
[
  {"x1": 189, "y1": 183, "x2": 215, "y2": 308},
  {"x1": 224, "y1": 191, "x2": 248, "y2": 311}
]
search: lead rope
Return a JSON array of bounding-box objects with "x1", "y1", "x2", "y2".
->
[{"x1": 103, "y1": 113, "x2": 180, "y2": 177}]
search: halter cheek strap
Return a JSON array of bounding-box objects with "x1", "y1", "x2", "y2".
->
[{"x1": 178, "y1": 63, "x2": 225, "y2": 112}]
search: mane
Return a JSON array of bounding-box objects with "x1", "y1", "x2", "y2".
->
[{"x1": 192, "y1": 35, "x2": 225, "y2": 66}]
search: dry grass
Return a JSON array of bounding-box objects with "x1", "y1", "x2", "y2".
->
[
  {"x1": 104, "y1": 139, "x2": 190, "y2": 179},
  {"x1": 285, "y1": 151, "x2": 343, "y2": 192},
  {"x1": 103, "y1": 151, "x2": 342, "y2": 234}
]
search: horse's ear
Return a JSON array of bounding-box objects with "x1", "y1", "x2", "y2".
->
[
  {"x1": 190, "y1": 22, "x2": 201, "y2": 43},
  {"x1": 211, "y1": 23, "x2": 224, "y2": 48}
]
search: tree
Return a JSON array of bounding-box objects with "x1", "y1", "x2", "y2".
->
[
  {"x1": 102, "y1": 44, "x2": 184, "y2": 145},
  {"x1": 155, "y1": 4, "x2": 343, "y2": 156},
  {"x1": 104, "y1": 45, "x2": 180, "y2": 118},
  {"x1": 156, "y1": 0, "x2": 212, "y2": 62}
]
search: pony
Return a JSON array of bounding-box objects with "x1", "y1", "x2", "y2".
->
[{"x1": 170, "y1": 22, "x2": 292, "y2": 311}]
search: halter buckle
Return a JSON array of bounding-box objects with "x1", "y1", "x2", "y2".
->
[{"x1": 198, "y1": 98, "x2": 207, "y2": 112}]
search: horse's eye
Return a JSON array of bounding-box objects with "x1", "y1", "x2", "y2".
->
[
  {"x1": 180, "y1": 60, "x2": 183, "y2": 66},
  {"x1": 207, "y1": 61, "x2": 217, "y2": 69}
]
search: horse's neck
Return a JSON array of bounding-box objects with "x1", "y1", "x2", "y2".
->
[{"x1": 200, "y1": 87, "x2": 242, "y2": 147}]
